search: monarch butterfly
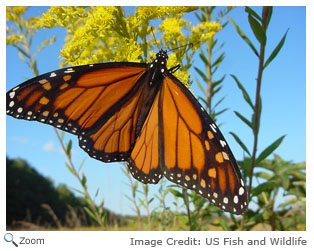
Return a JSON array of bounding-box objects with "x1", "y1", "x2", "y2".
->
[{"x1": 6, "y1": 49, "x2": 248, "y2": 214}]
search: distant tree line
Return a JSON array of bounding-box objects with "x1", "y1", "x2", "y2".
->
[{"x1": 6, "y1": 156, "x2": 128, "y2": 229}]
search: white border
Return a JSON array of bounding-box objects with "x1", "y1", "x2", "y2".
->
[{"x1": 1, "y1": 1, "x2": 313, "y2": 250}]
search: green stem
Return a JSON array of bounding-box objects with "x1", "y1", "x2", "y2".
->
[
  {"x1": 206, "y1": 38, "x2": 213, "y2": 114},
  {"x1": 248, "y1": 6, "x2": 270, "y2": 200},
  {"x1": 142, "y1": 184, "x2": 151, "y2": 229},
  {"x1": 241, "y1": 7, "x2": 271, "y2": 230},
  {"x1": 125, "y1": 166, "x2": 142, "y2": 230},
  {"x1": 269, "y1": 187, "x2": 278, "y2": 230},
  {"x1": 183, "y1": 188, "x2": 192, "y2": 230},
  {"x1": 54, "y1": 128, "x2": 105, "y2": 229}
]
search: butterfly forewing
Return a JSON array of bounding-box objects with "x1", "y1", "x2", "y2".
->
[
  {"x1": 158, "y1": 74, "x2": 248, "y2": 214},
  {"x1": 6, "y1": 63, "x2": 147, "y2": 161}
]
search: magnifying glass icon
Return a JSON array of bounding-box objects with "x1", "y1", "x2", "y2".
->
[{"x1": 4, "y1": 233, "x2": 18, "y2": 247}]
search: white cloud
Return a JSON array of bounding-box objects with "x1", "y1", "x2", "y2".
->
[
  {"x1": 43, "y1": 141, "x2": 56, "y2": 152},
  {"x1": 10, "y1": 136, "x2": 29, "y2": 144}
]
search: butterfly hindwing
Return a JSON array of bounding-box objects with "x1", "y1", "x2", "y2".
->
[{"x1": 128, "y1": 91, "x2": 163, "y2": 184}]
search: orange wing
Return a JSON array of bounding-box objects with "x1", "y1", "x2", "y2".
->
[
  {"x1": 129, "y1": 91, "x2": 162, "y2": 184},
  {"x1": 7, "y1": 50, "x2": 248, "y2": 214},
  {"x1": 6, "y1": 63, "x2": 149, "y2": 161},
  {"x1": 158, "y1": 75, "x2": 248, "y2": 214}
]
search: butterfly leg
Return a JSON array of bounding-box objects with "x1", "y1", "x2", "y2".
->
[{"x1": 168, "y1": 64, "x2": 180, "y2": 73}]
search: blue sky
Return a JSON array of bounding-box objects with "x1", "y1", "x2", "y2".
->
[{"x1": 5, "y1": 6, "x2": 306, "y2": 216}]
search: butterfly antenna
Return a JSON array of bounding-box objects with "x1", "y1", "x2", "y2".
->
[
  {"x1": 151, "y1": 27, "x2": 161, "y2": 50},
  {"x1": 168, "y1": 43, "x2": 194, "y2": 53}
]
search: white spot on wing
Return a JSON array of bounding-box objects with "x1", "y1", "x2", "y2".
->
[
  {"x1": 50, "y1": 72, "x2": 57, "y2": 77},
  {"x1": 234, "y1": 195, "x2": 239, "y2": 204},
  {"x1": 210, "y1": 124, "x2": 216, "y2": 133},
  {"x1": 220, "y1": 140, "x2": 226, "y2": 147},
  {"x1": 9, "y1": 92, "x2": 15, "y2": 99},
  {"x1": 239, "y1": 187, "x2": 245, "y2": 195},
  {"x1": 64, "y1": 68, "x2": 75, "y2": 73}
]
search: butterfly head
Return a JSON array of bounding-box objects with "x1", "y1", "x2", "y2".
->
[
  {"x1": 156, "y1": 49, "x2": 168, "y2": 60},
  {"x1": 151, "y1": 49, "x2": 168, "y2": 69}
]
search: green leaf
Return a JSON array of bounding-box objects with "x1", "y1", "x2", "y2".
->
[
  {"x1": 219, "y1": 218, "x2": 231, "y2": 230},
  {"x1": 81, "y1": 173, "x2": 87, "y2": 188},
  {"x1": 281, "y1": 174, "x2": 290, "y2": 190},
  {"x1": 213, "y1": 41, "x2": 224, "y2": 54},
  {"x1": 230, "y1": 74, "x2": 254, "y2": 110},
  {"x1": 124, "y1": 195, "x2": 133, "y2": 202},
  {"x1": 168, "y1": 188, "x2": 184, "y2": 199},
  {"x1": 18, "y1": 52, "x2": 28, "y2": 65},
  {"x1": 94, "y1": 188, "x2": 99, "y2": 198},
  {"x1": 214, "y1": 108, "x2": 228, "y2": 117},
  {"x1": 197, "y1": 96, "x2": 208, "y2": 108},
  {"x1": 212, "y1": 85, "x2": 222, "y2": 95},
  {"x1": 16, "y1": 45, "x2": 29, "y2": 59},
  {"x1": 289, "y1": 170, "x2": 306, "y2": 181},
  {"x1": 245, "y1": 7, "x2": 262, "y2": 22},
  {"x1": 210, "y1": 38, "x2": 218, "y2": 51},
  {"x1": 234, "y1": 111, "x2": 253, "y2": 129},
  {"x1": 212, "y1": 95, "x2": 226, "y2": 110},
  {"x1": 194, "y1": 66, "x2": 208, "y2": 83},
  {"x1": 99, "y1": 198, "x2": 104, "y2": 208},
  {"x1": 229, "y1": 17, "x2": 259, "y2": 57},
  {"x1": 264, "y1": 29, "x2": 289, "y2": 69},
  {"x1": 211, "y1": 75, "x2": 226, "y2": 89},
  {"x1": 248, "y1": 14, "x2": 266, "y2": 46},
  {"x1": 255, "y1": 171, "x2": 273, "y2": 180},
  {"x1": 242, "y1": 157, "x2": 252, "y2": 178},
  {"x1": 195, "y1": 12, "x2": 202, "y2": 22},
  {"x1": 98, "y1": 206, "x2": 103, "y2": 215},
  {"x1": 252, "y1": 181, "x2": 278, "y2": 196},
  {"x1": 263, "y1": 6, "x2": 273, "y2": 29},
  {"x1": 84, "y1": 206, "x2": 98, "y2": 222},
  {"x1": 65, "y1": 162, "x2": 75, "y2": 176},
  {"x1": 229, "y1": 132, "x2": 251, "y2": 157},
  {"x1": 66, "y1": 139, "x2": 72, "y2": 158},
  {"x1": 195, "y1": 77, "x2": 206, "y2": 97},
  {"x1": 230, "y1": 213, "x2": 239, "y2": 227},
  {"x1": 256, "y1": 135, "x2": 286, "y2": 165},
  {"x1": 101, "y1": 215, "x2": 107, "y2": 226},
  {"x1": 138, "y1": 199, "x2": 145, "y2": 207},
  {"x1": 78, "y1": 158, "x2": 86, "y2": 172},
  {"x1": 60, "y1": 131, "x2": 65, "y2": 141},
  {"x1": 212, "y1": 53, "x2": 225, "y2": 69},
  {"x1": 199, "y1": 52, "x2": 209, "y2": 66},
  {"x1": 69, "y1": 186, "x2": 84, "y2": 195}
]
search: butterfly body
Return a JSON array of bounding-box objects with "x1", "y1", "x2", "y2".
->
[{"x1": 7, "y1": 49, "x2": 248, "y2": 214}]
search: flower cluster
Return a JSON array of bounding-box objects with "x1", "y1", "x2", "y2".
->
[{"x1": 13, "y1": 7, "x2": 222, "y2": 86}]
